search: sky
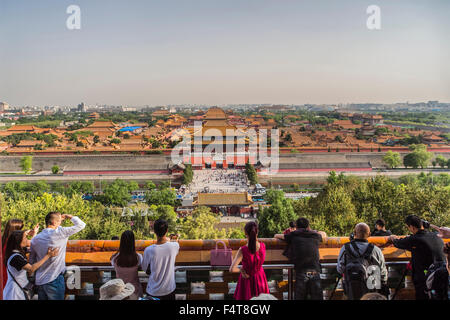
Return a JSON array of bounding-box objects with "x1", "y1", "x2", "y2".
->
[{"x1": 0, "y1": 0, "x2": 449, "y2": 107}]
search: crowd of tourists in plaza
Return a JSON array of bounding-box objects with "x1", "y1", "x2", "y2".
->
[
  {"x1": 1, "y1": 212, "x2": 449, "y2": 300},
  {"x1": 186, "y1": 169, "x2": 249, "y2": 194}
]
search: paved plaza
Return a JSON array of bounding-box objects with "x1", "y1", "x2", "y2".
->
[{"x1": 186, "y1": 169, "x2": 249, "y2": 194}]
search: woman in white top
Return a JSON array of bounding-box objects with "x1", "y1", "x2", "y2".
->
[{"x1": 3, "y1": 230, "x2": 59, "y2": 300}]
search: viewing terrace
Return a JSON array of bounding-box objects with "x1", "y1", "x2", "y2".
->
[{"x1": 62, "y1": 237, "x2": 450, "y2": 300}]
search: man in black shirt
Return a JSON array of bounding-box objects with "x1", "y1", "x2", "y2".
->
[
  {"x1": 372, "y1": 219, "x2": 392, "y2": 237},
  {"x1": 275, "y1": 217, "x2": 327, "y2": 300},
  {"x1": 388, "y1": 215, "x2": 446, "y2": 300}
]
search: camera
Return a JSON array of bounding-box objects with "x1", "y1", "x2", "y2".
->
[
  {"x1": 422, "y1": 220, "x2": 430, "y2": 229},
  {"x1": 349, "y1": 233, "x2": 355, "y2": 241}
]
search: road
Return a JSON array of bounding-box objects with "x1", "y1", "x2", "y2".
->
[{"x1": 0, "y1": 169, "x2": 448, "y2": 184}]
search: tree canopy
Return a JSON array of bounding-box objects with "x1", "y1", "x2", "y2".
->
[{"x1": 383, "y1": 150, "x2": 402, "y2": 169}]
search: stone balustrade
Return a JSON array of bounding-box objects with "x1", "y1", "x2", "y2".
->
[{"x1": 62, "y1": 237, "x2": 449, "y2": 300}]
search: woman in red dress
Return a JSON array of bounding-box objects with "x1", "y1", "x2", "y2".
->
[{"x1": 229, "y1": 221, "x2": 269, "y2": 300}]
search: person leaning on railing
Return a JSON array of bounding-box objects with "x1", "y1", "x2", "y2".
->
[
  {"x1": 110, "y1": 230, "x2": 143, "y2": 300},
  {"x1": 229, "y1": 221, "x2": 269, "y2": 300},
  {"x1": 337, "y1": 223, "x2": 388, "y2": 300},
  {"x1": 430, "y1": 224, "x2": 450, "y2": 239},
  {"x1": 141, "y1": 219, "x2": 179, "y2": 300},
  {"x1": 430, "y1": 224, "x2": 450, "y2": 275},
  {"x1": 274, "y1": 217, "x2": 327, "y2": 300},
  {"x1": 387, "y1": 215, "x2": 447, "y2": 300}
]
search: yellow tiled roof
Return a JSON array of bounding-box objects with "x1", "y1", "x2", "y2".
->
[{"x1": 197, "y1": 192, "x2": 253, "y2": 206}]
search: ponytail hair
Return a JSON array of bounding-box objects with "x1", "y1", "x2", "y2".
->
[{"x1": 245, "y1": 221, "x2": 258, "y2": 254}]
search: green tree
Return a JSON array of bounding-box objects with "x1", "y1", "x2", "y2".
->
[
  {"x1": 143, "y1": 205, "x2": 179, "y2": 235},
  {"x1": 285, "y1": 133, "x2": 292, "y2": 142},
  {"x1": 245, "y1": 162, "x2": 258, "y2": 185},
  {"x1": 66, "y1": 181, "x2": 95, "y2": 197},
  {"x1": 96, "y1": 179, "x2": 138, "y2": 206},
  {"x1": 383, "y1": 150, "x2": 402, "y2": 169},
  {"x1": 404, "y1": 145, "x2": 433, "y2": 169},
  {"x1": 20, "y1": 156, "x2": 33, "y2": 174},
  {"x1": 145, "y1": 187, "x2": 177, "y2": 206},
  {"x1": 403, "y1": 153, "x2": 417, "y2": 168},
  {"x1": 310, "y1": 185, "x2": 358, "y2": 236},
  {"x1": 51, "y1": 165, "x2": 60, "y2": 174},
  {"x1": 145, "y1": 181, "x2": 156, "y2": 190},
  {"x1": 182, "y1": 164, "x2": 194, "y2": 185},
  {"x1": 264, "y1": 189, "x2": 285, "y2": 204},
  {"x1": 258, "y1": 190, "x2": 296, "y2": 237},
  {"x1": 50, "y1": 182, "x2": 66, "y2": 195},
  {"x1": 179, "y1": 206, "x2": 230, "y2": 239},
  {"x1": 436, "y1": 155, "x2": 447, "y2": 168}
]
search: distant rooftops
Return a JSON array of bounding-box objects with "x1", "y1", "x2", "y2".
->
[{"x1": 204, "y1": 107, "x2": 227, "y2": 120}]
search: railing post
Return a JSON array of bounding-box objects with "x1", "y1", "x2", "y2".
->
[{"x1": 288, "y1": 268, "x2": 293, "y2": 300}]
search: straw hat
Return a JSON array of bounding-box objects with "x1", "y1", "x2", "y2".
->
[
  {"x1": 99, "y1": 279, "x2": 135, "y2": 300},
  {"x1": 250, "y1": 293, "x2": 278, "y2": 300}
]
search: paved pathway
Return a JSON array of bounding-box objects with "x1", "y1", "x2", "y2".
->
[{"x1": 187, "y1": 169, "x2": 249, "y2": 194}]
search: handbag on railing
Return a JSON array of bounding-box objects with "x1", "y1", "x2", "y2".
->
[{"x1": 210, "y1": 241, "x2": 233, "y2": 266}]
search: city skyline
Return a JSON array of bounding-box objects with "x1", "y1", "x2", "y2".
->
[
  {"x1": 1, "y1": 0, "x2": 449, "y2": 106},
  {"x1": 2, "y1": 100, "x2": 450, "y2": 110}
]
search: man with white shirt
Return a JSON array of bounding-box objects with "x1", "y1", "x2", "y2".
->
[
  {"x1": 30, "y1": 212, "x2": 86, "y2": 300},
  {"x1": 141, "y1": 219, "x2": 179, "y2": 300}
]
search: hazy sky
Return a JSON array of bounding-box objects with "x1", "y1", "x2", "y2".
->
[{"x1": 1, "y1": 0, "x2": 449, "y2": 107}]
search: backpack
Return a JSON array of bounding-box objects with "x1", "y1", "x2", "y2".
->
[
  {"x1": 425, "y1": 261, "x2": 449, "y2": 300},
  {"x1": 343, "y1": 241, "x2": 375, "y2": 300}
]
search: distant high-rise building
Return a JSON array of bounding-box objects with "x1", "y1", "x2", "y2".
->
[
  {"x1": 0, "y1": 102, "x2": 10, "y2": 111},
  {"x1": 78, "y1": 102, "x2": 86, "y2": 112},
  {"x1": 428, "y1": 101, "x2": 439, "y2": 108},
  {"x1": 121, "y1": 106, "x2": 136, "y2": 112}
]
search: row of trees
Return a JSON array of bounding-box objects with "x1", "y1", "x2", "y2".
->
[
  {"x1": 2, "y1": 172, "x2": 449, "y2": 240},
  {"x1": 0, "y1": 183, "x2": 245, "y2": 240},
  {"x1": 383, "y1": 144, "x2": 449, "y2": 169},
  {"x1": 1, "y1": 179, "x2": 172, "y2": 207},
  {"x1": 1, "y1": 133, "x2": 58, "y2": 147},
  {"x1": 257, "y1": 171, "x2": 450, "y2": 238}
]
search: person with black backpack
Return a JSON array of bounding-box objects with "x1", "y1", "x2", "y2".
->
[
  {"x1": 337, "y1": 223, "x2": 388, "y2": 300},
  {"x1": 388, "y1": 215, "x2": 448, "y2": 300}
]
